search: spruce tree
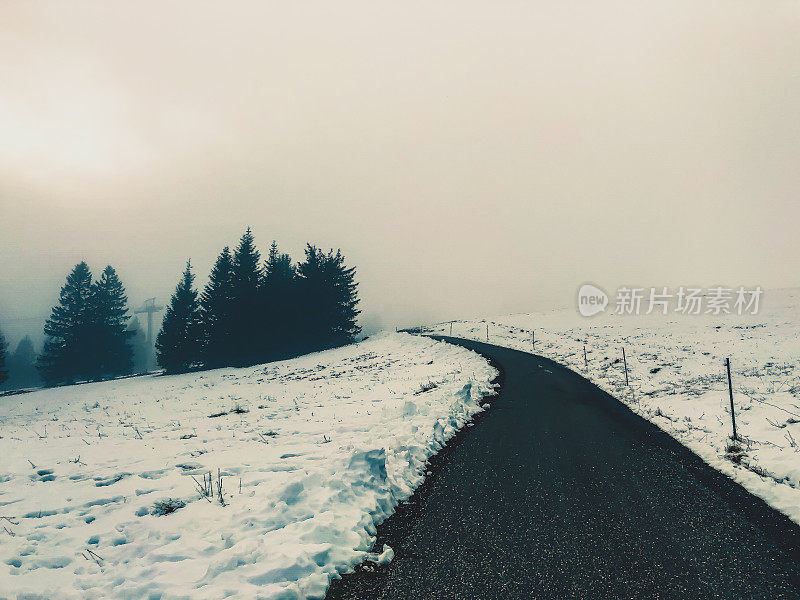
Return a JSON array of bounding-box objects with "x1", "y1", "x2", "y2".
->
[
  {"x1": 295, "y1": 245, "x2": 361, "y2": 353},
  {"x1": 199, "y1": 246, "x2": 235, "y2": 368},
  {"x1": 37, "y1": 261, "x2": 95, "y2": 385},
  {"x1": 91, "y1": 265, "x2": 133, "y2": 378},
  {"x1": 156, "y1": 261, "x2": 202, "y2": 374},
  {"x1": 325, "y1": 248, "x2": 361, "y2": 345},
  {"x1": 295, "y1": 244, "x2": 325, "y2": 353},
  {"x1": 230, "y1": 228, "x2": 263, "y2": 366},
  {"x1": 0, "y1": 328, "x2": 8, "y2": 386},
  {"x1": 262, "y1": 241, "x2": 297, "y2": 360}
]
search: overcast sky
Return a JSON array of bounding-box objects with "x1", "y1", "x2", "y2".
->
[{"x1": 1, "y1": 1, "x2": 799, "y2": 346}]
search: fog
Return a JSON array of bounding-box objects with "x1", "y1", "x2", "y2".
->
[{"x1": 1, "y1": 1, "x2": 799, "y2": 347}]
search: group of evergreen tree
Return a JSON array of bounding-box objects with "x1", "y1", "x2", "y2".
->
[
  {"x1": 0, "y1": 335, "x2": 41, "y2": 391},
  {"x1": 3, "y1": 228, "x2": 361, "y2": 387},
  {"x1": 156, "y1": 228, "x2": 361, "y2": 373},
  {"x1": 36, "y1": 262, "x2": 133, "y2": 386}
]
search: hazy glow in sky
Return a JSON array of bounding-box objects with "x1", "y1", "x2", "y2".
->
[{"x1": 1, "y1": 1, "x2": 799, "y2": 344}]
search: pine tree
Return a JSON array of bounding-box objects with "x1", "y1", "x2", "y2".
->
[
  {"x1": 37, "y1": 261, "x2": 95, "y2": 385},
  {"x1": 156, "y1": 261, "x2": 202, "y2": 374},
  {"x1": 230, "y1": 228, "x2": 263, "y2": 366},
  {"x1": 91, "y1": 265, "x2": 133, "y2": 378},
  {"x1": 295, "y1": 245, "x2": 361, "y2": 353},
  {"x1": 0, "y1": 328, "x2": 8, "y2": 386},
  {"x1": 199, "y1": 246, "x2": 235, "y2": 368},
  {"x1": 295, "y1": 244, "x2": 325, "y2": 353},
  {"x1": 262, "y1": 241, "x2": 297, "y2": 360},
  {"x1": 326, "y1": 248, "x2": 361, "y2": 345}
]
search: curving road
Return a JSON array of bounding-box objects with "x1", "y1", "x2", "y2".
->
[{"x1": 326, "y1": 336, "x2": 800, "y2": 600}]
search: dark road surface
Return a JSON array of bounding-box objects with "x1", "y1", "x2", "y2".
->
[{"x1": 326, "y1": 337, "x2": 800, "y2": 600}]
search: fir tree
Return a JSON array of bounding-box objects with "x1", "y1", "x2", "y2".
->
[
  {"x1": 296, "y1": 245, "x2": 361, "y2": 352},
  {"x1": 230, "y1": 228, "x2": 263, "y2": 366},
  {"x1": 294, "y1": 244, "x2": 325, "y2": 353},
  {"x1": 199, "y1": 246, "x2": 235, "y2": 368},
  {"x1": 0, "y1": 328, "x2": 7, "y2": 386},
  {"x1": 37, "y1": 261, "x2": 95, "y2": 385},
  {"x1": 156, "y1": 261, "x2": 202, "y2": 374},
  {"x1": 262, "y1": 241, "x2": 297, "y2": 360},
  {"x1": 325, "y1": 248, "x2": 361, "y2": 345},
  {"x1": 91, "y1": 265, "x2": 133, "y2": 378}
]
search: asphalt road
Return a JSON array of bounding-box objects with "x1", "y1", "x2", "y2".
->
[{"x1": 326, "y1": 336, "x2": 800, "y2": 600}]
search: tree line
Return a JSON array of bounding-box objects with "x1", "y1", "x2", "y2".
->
[
  {"x1": 0, "y1": 321, "x2": 155, "y2": 392},
  {"x1": 3, "y1": 228, "x2": 360, "y2": 387},
  {"x1": 156, "y1": 228, "x2": 360, "y2": 373}
]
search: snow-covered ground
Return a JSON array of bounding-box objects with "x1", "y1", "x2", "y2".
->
[
  {"x1": 427, "y1": 288, "x2": 800, "y2": 524},
  {"x1": 0, "y1": 332, "x2": 496, "y2": 599}
]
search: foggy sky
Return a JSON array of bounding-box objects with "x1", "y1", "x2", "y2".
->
[{"x1": 2, "y1": 1, "x2": 799, "y2": 346}]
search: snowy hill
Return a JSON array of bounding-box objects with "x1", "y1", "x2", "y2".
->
[
  {"x1": 428, "y1": 288, "x2": 800, "y2": 524},
  {"x1": 0, "y1": 333, "x2": 496, "y2": 599}
]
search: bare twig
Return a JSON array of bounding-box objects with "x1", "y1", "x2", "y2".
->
[
  {"x1": 191, "y1": 474, "x2": 213, "y2": 502},
  {"x1": 785, "y1": 430, "x2": 798, "y2": 449}
]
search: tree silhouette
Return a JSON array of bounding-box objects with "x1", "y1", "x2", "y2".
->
[
  {"x1": 200, "y1": 246, "x2": 235, "y2": 368},
  {"x1": 325, "y1": 248, "x2": 361, "y2": 345},
  {"x1": 91, "y1": 265, "x2": 133, "y2": 378},
  {"x1": 262, "y1": 240, "x2": 297, "y2": 360},
  {"x1": 156, "y1": 261, "x2": 202, "y2": 373},
  {"x1": 37, "y1": 261, "x2": 95, "y2": 385},
  {"x1": 296, "y1": 245, "x2": 361, "y2": 353},
  {"x1": 230, "y1": 228, "x2": 263, "y2": 366}
]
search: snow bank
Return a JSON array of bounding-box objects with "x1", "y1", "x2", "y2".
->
[
  {"x1": 428, "y1": 289, "x2": 800, "y2": 524},
  {"x1": 0, "y1": 332, "x2": 496, "y2": 599}
]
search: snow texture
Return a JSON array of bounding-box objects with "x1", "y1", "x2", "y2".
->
[
  {"x1": 0, "y1": 332, "x2": 496, "y2": 599},
  {"x1": 428, "y1": 288, "x2": 800, "y2": 525}
]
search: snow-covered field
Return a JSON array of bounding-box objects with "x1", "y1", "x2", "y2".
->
[
  {"x1": 427, "y1": 288, "x2": 800, "y2": 524},
  {"x1": 0, "y1": 332, "x2": 496, "y2": 599}
]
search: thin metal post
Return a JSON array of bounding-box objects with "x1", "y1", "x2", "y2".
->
[
  {"x1": 449, "y1": 321, "x2": 453, "y2": 336},
  {"x1": 622, "y1": 347, "x2": 629, "y2": 386},
  {"x1": 584, "y1": 345, "x2": 588, "y2": 370},
  {"x1": 726, "y1": 358, "x2": 738, "y2": 441}
]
